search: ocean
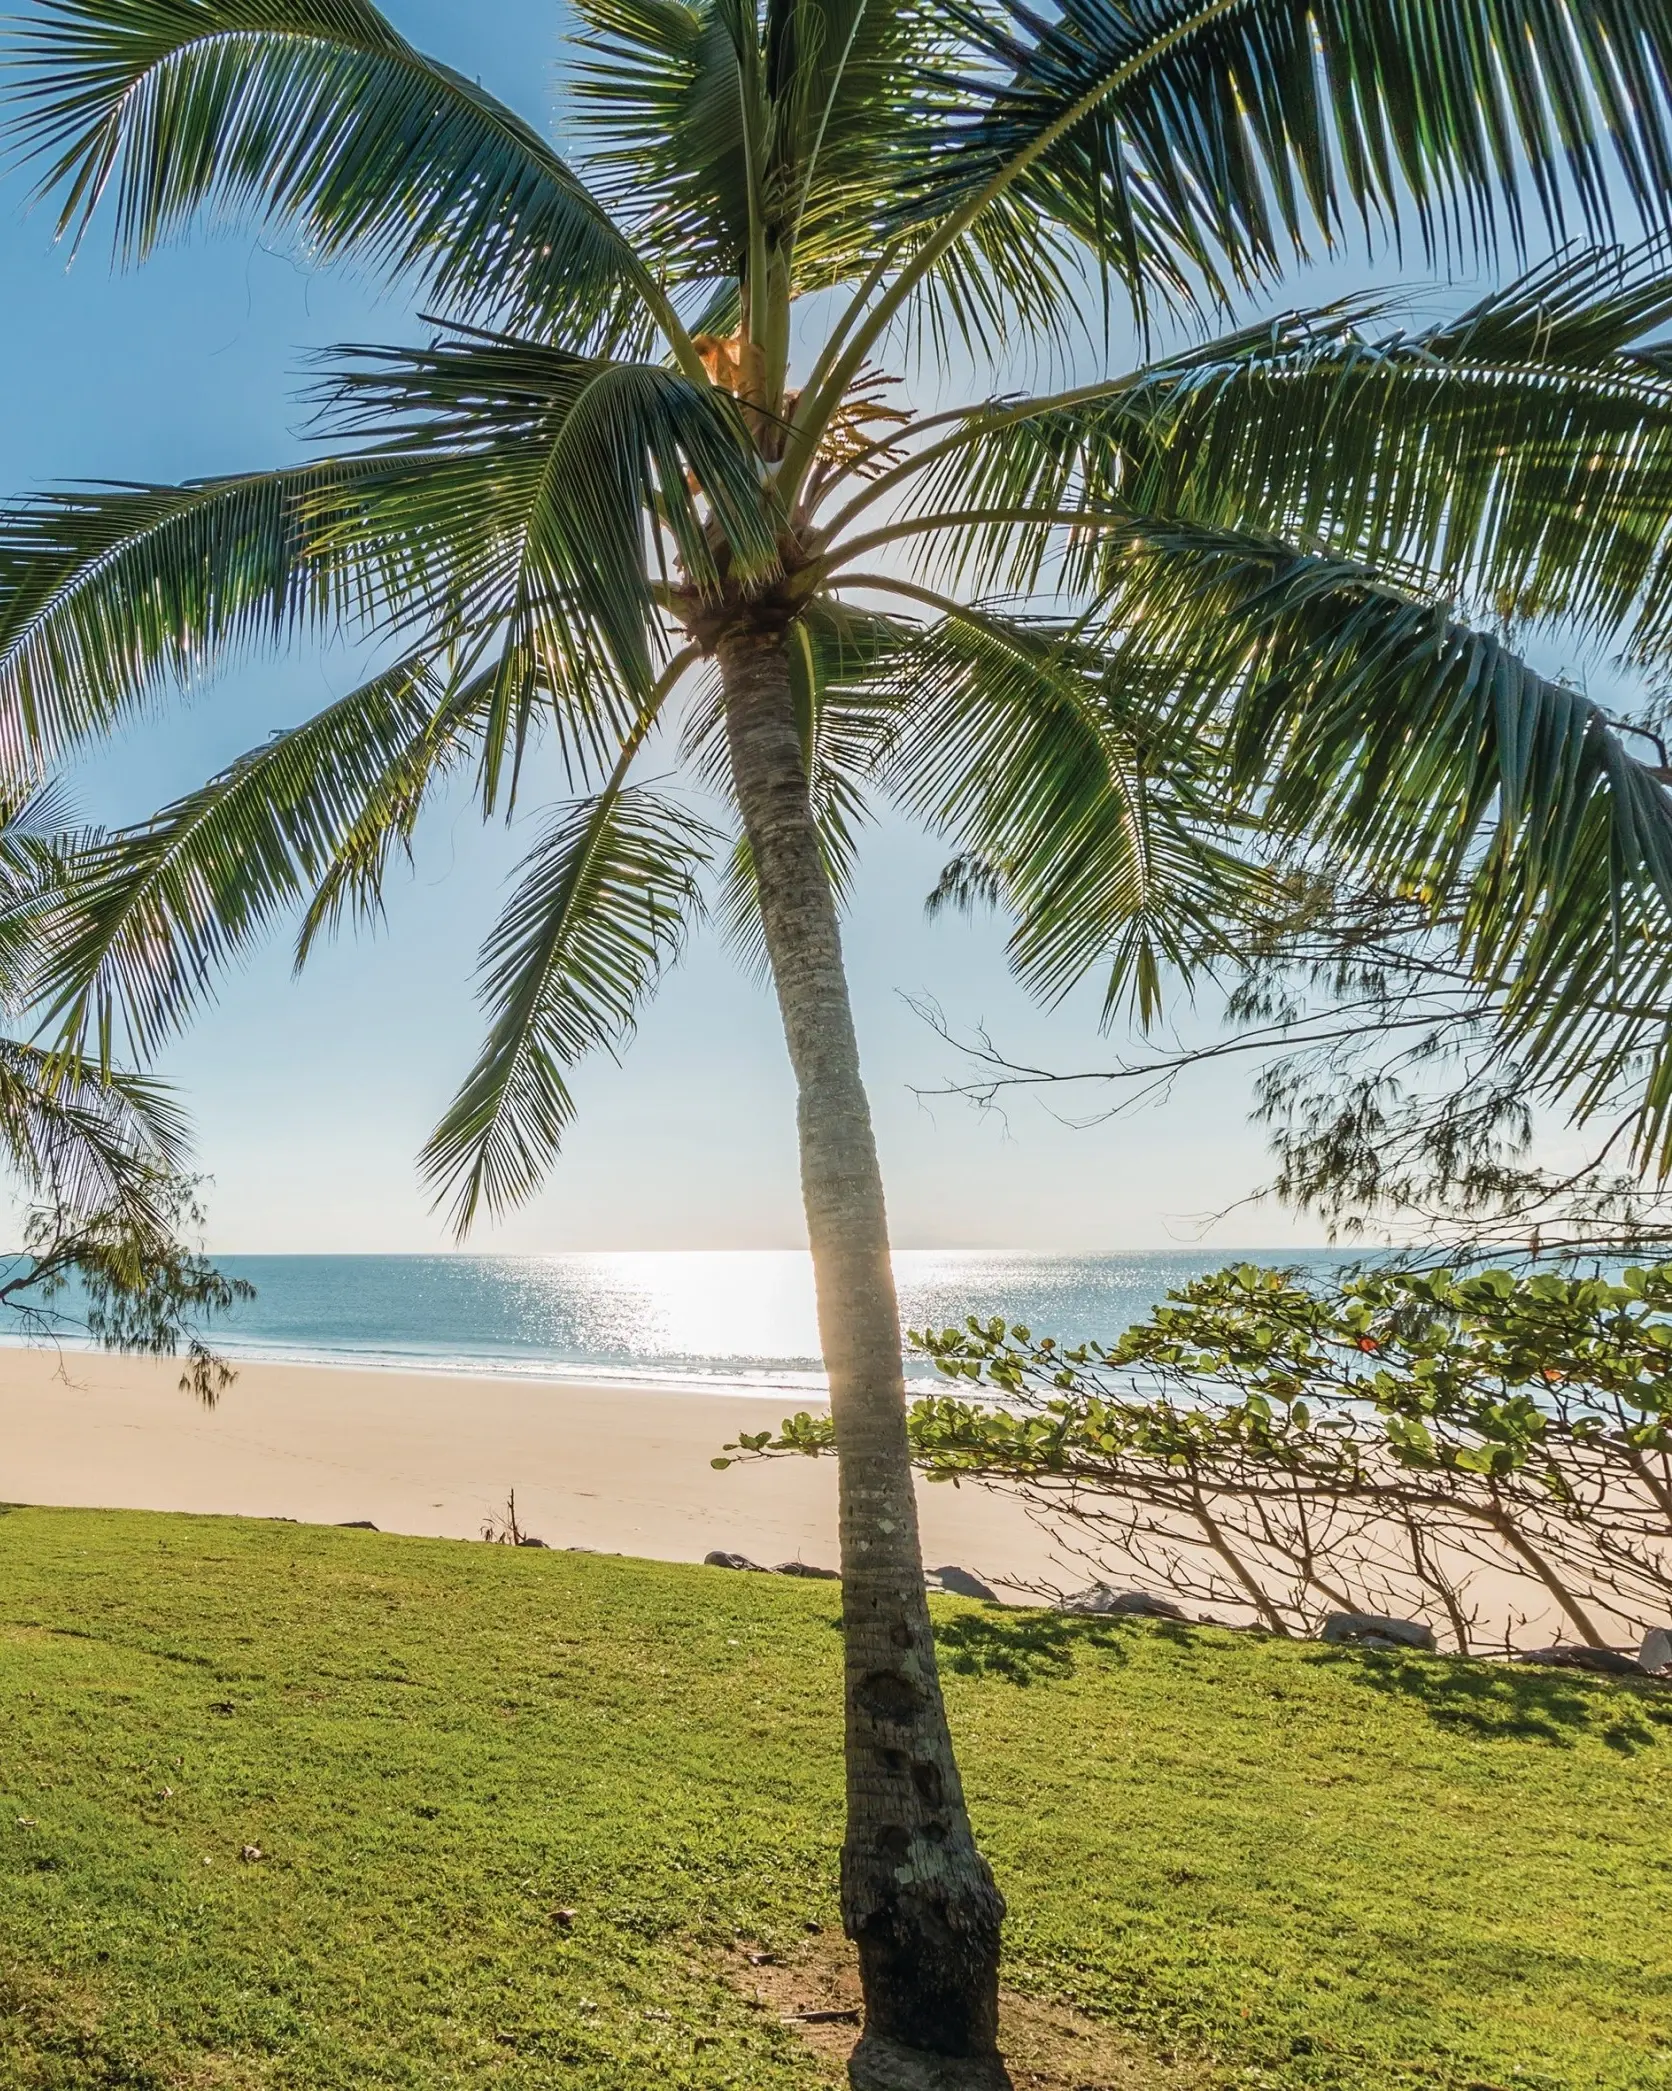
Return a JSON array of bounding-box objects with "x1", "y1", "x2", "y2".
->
[{"x1": 100, "y1": 1248, "x2": 1352, "y2": 1398}]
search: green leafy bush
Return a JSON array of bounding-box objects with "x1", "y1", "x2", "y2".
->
[{"x1": 727, "y1": 1264, "x2": 1672, "y2": 1649}]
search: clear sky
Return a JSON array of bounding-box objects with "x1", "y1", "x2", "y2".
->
[{"x1": 0, "y1": 1, "x2": 1601, "y2": 1255}]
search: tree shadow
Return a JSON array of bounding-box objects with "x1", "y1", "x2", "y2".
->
[
  {"x1": 1304, "y1": 1646, "x2": 1672, "y2": 1749},
  {"x1": 932, "y1": 1609, "x2": 1128, "y2": 1686}
]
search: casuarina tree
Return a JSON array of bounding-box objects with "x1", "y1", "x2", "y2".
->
[
  {"x1": 0, "y1": 784, "x2": 248, "y2": 1392},
  {"x1": 12, "y1": 2, "x2": 1672, "y2": 2081}
]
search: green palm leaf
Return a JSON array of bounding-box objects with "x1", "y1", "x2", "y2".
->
[
  {"x1": 0, "y1": 465, "x2": 388, "y2": 768},
  {"x1": 0, "y1": 778, "x2": 99, "y2": 984},
  {"x1": 572, "y1": 0, "x2": 758, "y2": 282},
  {"x1": 40, "y1": 652, "x2": 487, "y2": 1059},
  {"x1": 0, "y1": 333, "x2": 773, "y2": 786},
  {"x1": 1101, "y1": 522, "x2": 1672, "y2": 896},
  {"x1": 9, "y1": 0, "x2": 660, "y2": 342},
  {"x1": 903, "y1": 0, "x2": 1672, "y2": 319},
  {"x1": 290, "y1": 668, "x2": 497, "y2": 968},
  {"x1": 313, "y1": 330, "x2": 776, "y2": 772},
  {"x1": 764, "y1": 0, "x2": 938, "y2": 267},
  {"x1": 572, "y1": 0, "x2": 940, "y2": 287},
  {"x1": 1085, "y1": 516, "x2": 1672, "y2": 1140},
  {"x1": 0, "y1": 788, "x2": 195, "y2": 1228},
  {"x1": 883, "y1": 603, "x2": 1258, "y2": 1021},
  {"x1": 0, "y1": 1036, "x2": 190, "y2": 1224},
  {"x1": 855, "y1": 243, "x2": 1672, "y2": 632},
  {"x1": 421, "y1": 783, "x2": 716, "y2": 1229}
]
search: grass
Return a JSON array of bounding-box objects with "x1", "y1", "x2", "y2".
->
[{"x1": 0, "y1": 1506, "x2": 1669, "y2": 2091}]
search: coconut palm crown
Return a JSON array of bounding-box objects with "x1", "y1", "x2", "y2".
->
[{"x1": 13, "y1": 1, "x2": 1672, "y2": 2082}]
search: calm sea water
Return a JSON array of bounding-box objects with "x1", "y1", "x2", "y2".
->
[{"x1": 114, "y1": 1249, "x2": 1350, "y2": 1398}]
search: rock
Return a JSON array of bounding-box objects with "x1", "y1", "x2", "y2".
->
[
  {"x1": 926, "y1": 1565, "x2": 998, "y2": 1601},
  {"x1": 335, "y1": 1520, "x2": 378, "y2": 1531},
  {"x1": 773, "y1": 1560, "x2": 840, "y2": 1579},
  {"x1": 1059, "y1": 1584, "x2": 1187, "y2": 1620},
  {"x1": 1513, "y1": 1645, "x2": 1647, "y2": 1676},
  {"x1": 704, "y1": 1550, "x2": 766, "y2": 1572},
  {"x1": 1639, "y1": 1627, "x2": 1672, "y2": 1675},
  {"x1": 240, "y1": 1844, "x2": 263, "y2": 1863},
  {"x1": 1320, "y1": 1611, "x2": 1436, "y2": 1651}
]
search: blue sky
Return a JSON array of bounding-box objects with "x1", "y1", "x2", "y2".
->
[{"x1": 0, "y1": 2, "x2": 1611, "y2": 1254}]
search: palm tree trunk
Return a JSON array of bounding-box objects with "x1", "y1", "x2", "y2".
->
[{"x1": 719, "y1": 625, "x2": 1009, "y2": 2091}]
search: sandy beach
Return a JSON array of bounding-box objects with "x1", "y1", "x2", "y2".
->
[
  {"x1": 3, "y1": 1345, "x2": 1632, "y2": 1641},
  {"x1": 0, "y1": 1344, "x2": 1062, "y2": 1586}
]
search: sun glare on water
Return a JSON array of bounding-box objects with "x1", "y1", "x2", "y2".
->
[{"x1": 525, "y1": 1250, "x2": 824, "y2": 1363}]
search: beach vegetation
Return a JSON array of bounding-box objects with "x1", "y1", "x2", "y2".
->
[
  {"x1": 0, "y1": 784, "x2": 247, "y2": 1398},
  {"x1": 1, "y1": 1506, "x2": 1669, "y2": 2091},
  {"x1": 732, "y1": 1262, "x2": 1672, "y2": 1650},
  {"x1": 12, "y1": 0, "x2": 1672, "y2": 2077},
  {"x1": 916, "y1": 856, "x2": 1672, "y2": 1262}
]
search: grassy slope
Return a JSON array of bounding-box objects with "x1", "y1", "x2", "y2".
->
[{"x1": 0, "y1": 1507, "x2": 1668, "y2": 2091}]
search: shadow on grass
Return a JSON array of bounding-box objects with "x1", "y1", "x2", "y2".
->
[
  {"x1": 932, "y1": 1609, "x2": 1128, "y2": 1686},
  {"x1": 1306, "y1": 1645, "x2": 1672, "y2": 1748}
]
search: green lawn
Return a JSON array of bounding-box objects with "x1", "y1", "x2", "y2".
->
[{"x1": 0, "y1": 1506, "x2": 1668, "y2": 2091}]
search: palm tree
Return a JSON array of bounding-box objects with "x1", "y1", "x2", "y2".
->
[{"x1": 11, "y1": 3, "x2": 1672, "y2": 2082}]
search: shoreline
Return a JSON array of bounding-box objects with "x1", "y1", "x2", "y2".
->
[
  {"x1": 0, "y1": 1343, "x2": 1060, "y2": 1586},
  {"x1": 0, "y1": 1328, "x2": 842, "y2": 1402}
]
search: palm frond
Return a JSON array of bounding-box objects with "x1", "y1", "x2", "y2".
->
[
  {"x1": 291, "y1": 661, "x2": 495, "y2": 963},
  {"x1": 0, "y1": 466, "x2": 385, "y2": 769},
  {"x1": 571, "y1": 0, "x2": 755, "y2": 280},
  {"x1": 1087, "y1": 516, "x2": 1672, "y2": 1144},
  {"x1": 9, "y1": 0, "x2": 658, "y2": 342},
  {"x1": 897, "y1": 0, "x2": 1672, "y2": 321},
  {"x1": 0, "y1": 1037, "x2": 191, "y2": 1226},
  {"x1": 0, "y1": 778, "x2": 100, "y2": 998},
  {"x1": 883, "y1": 602, "x2": 1260, "y2": 1021},
  {"x1": 40, "y1": 652, "x2": 484, "y2": 1059},
  {"x1": 313, "y1": 330, "x2": 776, "y2": 758},
  {"x1": 1100, "y1": 521, "x2": 1672, "y2": 895},
  {"x1": 763, "y1": 0, "x2": 936, "y2": 265},
  {"x1": 421, "y1": 784, "x2": 716, "y2": 1230},
  {"x1": 899, "y1": 194, "x2": 1096, "y2": 364},
  {"x1": 571, "y1": 0, "x2": 944, "y2": 296},
  {"x1": 0, "y1": 335, "x2": 773, "y2": 793},
  {"x1": 863, "y1": 242, "x2": 1672, "y2": 638}
]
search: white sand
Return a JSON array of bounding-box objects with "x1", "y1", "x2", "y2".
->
[
  {"x1": 4, "y1": 1346, "x2": 1631, "y2": 1642},
  {"x1": 0, "y1": 1345, "x2": 1061, "y2": 1585}
]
